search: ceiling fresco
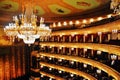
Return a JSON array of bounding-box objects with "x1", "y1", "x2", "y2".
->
[
  {"x1": 33, "y1": 5, "x2": 45, "y2": 15},
  {"x1": 63, "y1": 0, "x2": 99, "y2": 10},
  {"x1": 0, "y1": 0, "x2": 19, "y2": 12},
  {"x1": 48, "y1": 4, "x2": 71, "y2": 15},
  {"x1": 0, "y1": 0, "x2": 111, "y2": 24}
]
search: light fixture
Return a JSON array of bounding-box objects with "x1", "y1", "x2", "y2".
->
[
  {"x1": 96, "y1": 69, "x2": 101, "y2": 74},
  {"x1": 110, "y1": 0, "x2": 120, "y2": 13},
  {"x1": 4, "y1": 3, "x2": 51, "y2": 45},
  {"x1": 49, "y1": 68, "x2": 52, "y2": 71},
  {"x1": 59, "y1": 70, "x2": 62, "y2": 73},
  {"x1": 70, "y1": 74, "x2": 74, "y2": 77}
]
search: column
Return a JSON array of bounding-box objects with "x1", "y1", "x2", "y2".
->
[
  {"x1": 98, "y1": 32, "x2": 102, "y2": 43},
  {"x1": 69, "y1": 36, "x2": 72, "y2": 42},
  {"x1": 91, "y1": 35, "x2": 94, "y2": 42},
  {"x1": 76, "y1": 35, "x2": 78, "y2": 42}
]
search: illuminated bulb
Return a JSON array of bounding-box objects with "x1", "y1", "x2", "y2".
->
[
  {"x1": 49, "y1": 46, "x2": 52, "y2": 48},
  {"x1": 97, "y1": 51, "x2": 101, "y2": 55},
  {"x1": 41, "y1": 45, "x2": 44, "y2": 47},
  {"x1": 53, "y1": 22, "x2": 56, "y2": 27},
  {"x1": 111, "y1": 55, "x2": 117, "y2": 60},
  {"x1": 41, "y1": 65, "x2": 43, "y2": 68},
  {"x1": 41, "y1": 56, "x2": 44, "y2": 58},
  {"x1": 59, "y1": 59, "x2": 62, "y2": 62},
  {"x1": 107, "y1": 14, "x2": 112, "y2": 18},
  {"x1": 96, "y1": 69, "x2": 101, "y2": 74},
  {"x1": 70, "y1": 74, "x2": 74, "y2": 77},
  {"x1": 83, "y1": 64, "x2": 87, "y2": 68},
  {"x1": 63, "y1": 21, "x2": 67, "y2": 26},
  {"x1": 71, "y1": 48, "x2": 74, "y2": 50},
  {"x1": 59, "y1": 70, "x2": 62, "y2": 73},
  {"x1": 49, "y1": 68, "x2": 52, "y2": 71},
  {"x1": 59, "y1": 47, "x2": 62, "y2": 49},
  {"x1": 49, "y1": 78, "x2": 52, "y2": 80},
  {"x1": 49, "y1": 57, "x2": 52, "y2": 60},
  {"x1": 58, "y1": 22, "x2": 62, "y2": 27},
  {"x1": 89, "y1": 18, "x2": 94, "y2": 23},
  {"x1": 75, "y1": 20, "x2": 80, "y2": 25},
  {"x1": 84, "y1": 48, "x2": 87, "y2": 52},
  {"x1": 60, "y1": 35, "x2": 62, "y2": 37},
  {"x1": 41, "y1": 75, "x2": 44, "y2": 77},
  {"x1": 71, "y1": 61, "x2": 74, "y2": 64},
  {"x1": 69, "y1": 21, "x2": 73, "y2": 25},
  {"x1": 82, "y1": 19, "x2": 87, "y2": 24},
  {"x1": 98, "y1": 32, "x2": 102, "y2": 35},
  {"x1": 97, "y1": 17, "x2": 103, "y2": 21}
]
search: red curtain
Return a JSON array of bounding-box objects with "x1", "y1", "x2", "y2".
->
[{"x1": 0, "y1": 45, "x2": 26, "y2": 80}]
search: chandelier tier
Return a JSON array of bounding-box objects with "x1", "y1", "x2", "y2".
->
[
  {"x1": 110, "y1": 0, "x2": 120, "y2": 13},
  {"x1": 4, "y1": 3, "x2": 51, "y2": 45}
]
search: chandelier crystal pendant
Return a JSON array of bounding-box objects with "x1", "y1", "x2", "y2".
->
[
  {"x1": 110, "y1": 0, "x2": 120, "y2": 13},
  {"x1": 4, "y1": 4, "x2": 51, "y2": 45}
]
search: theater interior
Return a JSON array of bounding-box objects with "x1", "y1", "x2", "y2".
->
[{"x1": 0, "y1": 0, "x2": 120, "y2": 80}]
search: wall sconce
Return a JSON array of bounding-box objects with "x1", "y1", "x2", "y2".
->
[
  {"x1": 83, "y1": 64, "x2": 87, "y2": 68},
  {"x1": 84, "y1": 48, "x2": 87, "y2": 52},
  {"x1": 53, "y1": 22, "x2": 56, "y2": 27},
  {"x1": 98, "y1": 32, "x2": 102, "y2": 35},
  {"x1": 41, "y1": 74, "x2": 44, "y2": 77},
  {"x1": 69, "y1": 21, "x2": 73, "y2": 25},
  {"x1": 63, "y1": 21, "x2": 67, "y2": 26},
  {"x1": 97, "y1": 17, "x2": 103, "y2": 21},
  {"x1": 58, "y1": 22, "x2": 62, "y2": 27},
  {"x1": 96, "y1": 69, "x2": 101, "y2": 74},
  {"x1": 97, "y1": 51, "x2": 101, "y2": 55},
  {"x1": 71, "y1": 48, "x2": 74, "y2": 50},
  {"x1": 59, "y1": 70, "x2": 62, "y2": 73},
  {"x1": 70, "y1": 74, "x2": 74, "y2": 77},
  {"x1": 41, "y1": 56, "x2": 44, "y2": 58},
  {"x1": 59, "y1": 59, "x2": 62, "y2": 62},
  {"x1": 89, "y1": 18, "x2": 94, "y2": 23},
  {"x1": 75, "y1": 20, "x2": 80, "y2": 25},
  {"x1": 41, "y1": 65, "x2": 44, "y2": 68},
  {"x1": 107, "y1": 14, "x2": 112, "y2": 18},
  {"x1": 71, "y1": 61, "x2": 74, "y2": 64},
  {"x1": 49, "y1": 78, "x2": 52, "y2": 80},
  {"x1": 82, "y1": 19, "x2": 87, "y2": 24},
  {"x1": 49, "y1": 68, "x2": 52, "y2": 71},
  {"x1": 49, "y1": 57, "x2": 52, "y2": 60},
  {"x1": 111, "y1": 54, "x2": 117, "y2": 60}
]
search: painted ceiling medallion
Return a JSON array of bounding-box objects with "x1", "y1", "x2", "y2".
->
[
  {"x1": 33, "y1": 6, "x2": 45, "y2": 15},
  {"x1": 48, "y1": 4, "x2": 71, "y2": 15},
  {"x1": 76, "y1": 1, "x2": 91, "y2": 7},
  {"x1": 0, "y1": 0, "x2": 19, "y2": 12},
  {"x1": 63, "y1": 0, "x2": 100, "y2": 10}
]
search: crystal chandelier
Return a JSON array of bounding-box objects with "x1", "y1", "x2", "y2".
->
[
  {"x1": 4, "y1": 3, "x2": 51, "y2": 45},
  {"x1": 110, "y1": 0, "x2": 120, "y2": 13}
]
